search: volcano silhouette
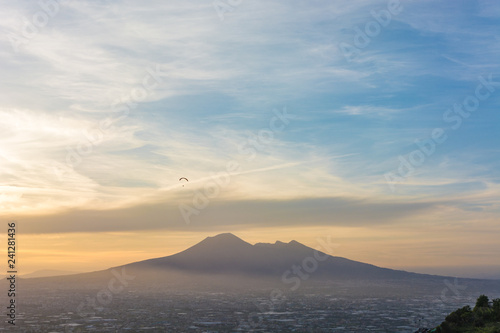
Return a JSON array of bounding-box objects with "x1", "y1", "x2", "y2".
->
[{"x1": 119, "y1": 233, "x2": 419, "y2": 280}]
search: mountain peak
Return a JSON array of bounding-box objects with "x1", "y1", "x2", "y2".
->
[
  {"x1": 191, "y1": 233, "x2": 253, "y2": 251},
  {"x1": 207, "y1": 233, "x2": 241, "y2": 241},
  {"x1": 201, "y1": 233, "x2": 251, "y2": 245},
  {"x1": 123, "y1": 233, "x2": 425, "y2": 281}
]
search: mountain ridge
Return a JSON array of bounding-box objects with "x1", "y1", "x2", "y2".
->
[
  {"x1": 23, "y1": 233, "x2": 500, "y2": 286},
  {"x1": 18, "y1": 233, "x2": 500, "y2": 299},
  {"x1": 117, "y1": 232, "x2": 432, "y2": 281}
]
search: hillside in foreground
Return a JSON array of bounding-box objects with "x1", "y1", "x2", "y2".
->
[{"x1": 419, "y1": 295, "x2": 500, "y2": 333}]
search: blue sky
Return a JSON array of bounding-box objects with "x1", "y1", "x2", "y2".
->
[{"x1": 0, "y1": 0, "x2": 499, "y2": 276}]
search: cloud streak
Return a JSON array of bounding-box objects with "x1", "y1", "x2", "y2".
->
[
  {"x1": 15, "y1": 195, "x2": 447, "y2": 234},
  {"x1": 0, "y1": 0, "x2": 499, "y2": 274}
]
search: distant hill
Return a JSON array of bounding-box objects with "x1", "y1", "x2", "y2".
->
[{"x1": 21, "y1": 269, "x2": 80, "y2": 278}]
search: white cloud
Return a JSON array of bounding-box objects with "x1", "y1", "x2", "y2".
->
[{"x1": 0, "y1": 0, "x2": 498, "y2": 227}]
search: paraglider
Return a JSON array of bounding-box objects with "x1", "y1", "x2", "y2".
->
[{"x1": 179, "y1": 177, "x2": 188, "y2": 187}]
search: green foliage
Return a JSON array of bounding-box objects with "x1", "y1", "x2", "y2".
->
[
  {"x1": 446, "y1": 306, "x2": 473, "y2": 325},
  {"x1": 434, "y1": 295, "x2": 500, "y2": 333},
  {"x1": 475, "y1": 295, "x2": 490, "y2": 311},
  {"x1": 492, "y1": 299, "x2": 500, "y2": 320},
  {"x1": 436, "y1": 320, "x2": 451, "y2": 333}
]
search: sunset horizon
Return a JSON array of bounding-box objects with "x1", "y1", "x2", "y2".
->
[{"x1": 13, "y1": 229, "x2": 500, "y2": 280}]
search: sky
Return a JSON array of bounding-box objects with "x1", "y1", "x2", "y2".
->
[{"x1": 0, "y1": 0, "x2": 499, "y2": 279}]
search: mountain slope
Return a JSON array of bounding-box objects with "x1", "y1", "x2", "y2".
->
[
  {"x1": 121, "y1": 233, "x2": 430, "y2": 280},
  {"x1": 18, "y1": 233, "x2": 500, "y2": 298},
  {"x1": 21, "y1": 269, "x2": 80, "y2": 278}
]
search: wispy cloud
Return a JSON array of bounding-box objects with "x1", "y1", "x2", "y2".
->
[
  {"x1": 336, "y1": 105, "x2": 402, "y2": 117},
  {"x1": 0, "y1": 0, "x2": 499, "y2": 273}
]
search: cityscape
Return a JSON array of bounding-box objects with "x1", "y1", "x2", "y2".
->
[{"x1": 7, "y1": 284, "x2": 490, "y2": 332}]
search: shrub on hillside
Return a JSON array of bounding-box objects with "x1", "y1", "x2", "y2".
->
[{"x1": 435, "y1": 295, "x2": 500, "y2": 332}]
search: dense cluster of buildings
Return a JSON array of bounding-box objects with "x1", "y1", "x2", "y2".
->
[{"x1": 3, "y1": 288, "x2": 474, "y2": 332}]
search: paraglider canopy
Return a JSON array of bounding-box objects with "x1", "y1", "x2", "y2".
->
[{"x1": 179, "y1": 177, "x2": 188, "y2": 187}]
